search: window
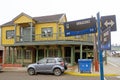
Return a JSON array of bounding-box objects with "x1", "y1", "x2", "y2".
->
[
  {"x1": 17, "y1": 50, "x2": 31, "y2": 59},
  {"x1": 6, "y1": 30, "x2": 14, "y2": 39},
  {"x1": 24, "y1": 50, "x2": 31, "y2": 59},
  {"x1": 47, "y1": 59, "x2": 56, "y2": 63},
  {"x1": 17, "y1": 50, "x2": 22, "y2": 59},
  {"x1": 39, "y1": 58, "x2": 47, "y2": 64},
  {"x1": 41, "y1": 27, "x2": 53, "y2": 37},
  {"x1": 48, "y1": 49, "x2": 58, "y2": 57}
]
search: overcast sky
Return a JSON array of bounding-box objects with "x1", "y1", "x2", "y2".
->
[{"x1": 0, "y1": 0, "x2": 119, "y2": 45}]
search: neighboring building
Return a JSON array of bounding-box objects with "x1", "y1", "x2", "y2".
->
[
  {"x1": 0, "y1": 13, "x2": 94, "y2": 67},
  {"x1": 0, "y1": 29, "x2": 4, "y2": 64}
]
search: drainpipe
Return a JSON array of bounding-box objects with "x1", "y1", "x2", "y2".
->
[
  {"x1": 14, "y1": 24, "x2": 17, "y2": 42},
  {"x1": 56, "y1": 22, "x2": 59, "y2": 40},
  {"x1": 30, "y1": 22, "x2": 33, "y2": 42}
]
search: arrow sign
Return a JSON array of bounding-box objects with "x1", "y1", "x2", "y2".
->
[
  {"x1": 104, "y1": 20, "x2": 114, "y2": 27},
  {"x1": 101, "y1": 15, "x2": 116, "y2": 31}
]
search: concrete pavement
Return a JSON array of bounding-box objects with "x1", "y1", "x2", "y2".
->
[{"x1": 65, "y1": 62, "x2": 120, "y2": 76}]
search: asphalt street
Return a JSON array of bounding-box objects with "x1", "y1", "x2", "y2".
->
[{"x1": 0, "y1": 71, "x2": 120, "y2": 80}]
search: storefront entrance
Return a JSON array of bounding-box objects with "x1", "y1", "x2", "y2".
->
[
  {"x1": 64, "y1": 47, "x2": 71, "y2": 63},
  {"x1": 0, "y1": 51, "x2": 3, "y2": 63},
  {"x1": 75, "y1": 52, "x2": 80, "y2": 63}
]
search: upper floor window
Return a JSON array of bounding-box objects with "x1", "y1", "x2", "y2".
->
[
  {"x1": 6, "y1": 30, "x2": 14, "y2": 39},
  {"x1": 41, "y1": 27, "x2": 53, "y2": 37}
]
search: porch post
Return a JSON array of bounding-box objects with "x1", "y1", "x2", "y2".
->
[
  {"x1": 80, "y1": 44, "x2": 83, "y2": 59},
  {"x1": 58, "y1": 45, "x2": 61, "y2": 57},
  {"x1": 21, "y1": 46, "x2": 24, "y2": 66},
  {"x1": 46, "y1": 46, "x2": 49, "y2": 57},
  {"x1": 30, "y1": 22, "x2": 33, "y2": 42},
  {"x1": 7, "y1": 47, "x2": 10, "y2": 63},
  {"x1": 14, "y1": 24, "x2": 17, "y2": 42},
  {"x1": 11, "y1": 47, "x2": 15, "y2": 64},
  {"x1": 71, "y1": 46, "x2": 75, "y2": 66},
  {"x1": 3, "y1": 47, "x2": 6, "y2": 64},
  {"x1": 36, "y1": 46, "x2": 39, "y2": 62}
]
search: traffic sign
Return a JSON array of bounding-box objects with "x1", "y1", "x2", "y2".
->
[
  {"x1": 101, "y1": 27, "x2": 111, "y2": 50},
  {"x1": 101, "y1": 15, "x2": 116, "y2": 31},
  {"x1": 64, "y1": 18, "x2": 97, "y2": 36}
]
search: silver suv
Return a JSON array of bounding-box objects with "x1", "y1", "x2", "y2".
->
[{"x1": 27, "y1": 57, "x2": 67, "y2": 76}]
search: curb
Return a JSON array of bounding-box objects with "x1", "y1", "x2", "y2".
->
[{"x1": 65, "y1": 71, "x2": 119, "y2": 77}]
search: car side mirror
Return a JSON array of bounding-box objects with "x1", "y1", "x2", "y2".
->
[{"x1": 37, "y1": 61, "x2": 40, "y2": 64}]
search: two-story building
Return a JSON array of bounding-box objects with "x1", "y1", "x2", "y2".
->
[{"x1": 1, "y1": 13, "x2": 94, "y2": 67}]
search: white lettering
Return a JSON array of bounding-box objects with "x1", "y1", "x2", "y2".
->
[
  {"x1": 103, "y1": 31, "x2": 109, "y2": 37},
  {"x1": 104, "y1": 37, "x2": 107, "y2": 42},
  {"x1": 76, "y1": 20, "x2": 91, "y2": 25}
]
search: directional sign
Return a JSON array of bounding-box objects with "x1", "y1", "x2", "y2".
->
[
  {"x1": 101, "y1": 15, "x2": 116, "y2": 31},
  {"x1": 101, "y1": 27, "x2": 111, "y2": 50},
  {"x1": 64, "y1": 18, "x2": 97, "y2": 36}
]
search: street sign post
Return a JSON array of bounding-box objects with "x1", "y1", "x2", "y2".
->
[
  {"x1": 97, "y1": 12, "x2": 104, "y2": 80},
  {"x1": 64, "y1": 18, "x2": 97, "y2": 36},
  {"x1": 101, "y1": 15, "x2": 116, "y2": 31}
]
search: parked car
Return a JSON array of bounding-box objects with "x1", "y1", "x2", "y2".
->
[{"x1": 27, "y1": 57, "x2": 67, "y2": 76}]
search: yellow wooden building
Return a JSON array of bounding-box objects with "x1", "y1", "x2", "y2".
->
[{"x1": 1, "y1": 13, "x2": 94, "y2": 67}]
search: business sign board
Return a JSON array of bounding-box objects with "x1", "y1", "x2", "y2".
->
[
  {"x1": 101, "y1": 27, "x2": 111, "y2": 50},
  {"x1": 101, "y1": 15, "x2": 116, "y2": 31},
  {"x1": 64, "y1": 18, "x2": 97, "y2": 36}
]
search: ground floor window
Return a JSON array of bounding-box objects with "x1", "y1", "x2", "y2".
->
[
  {"x1": 17, "y1": 50, "x2": 21, "y2": 59},
  {"x1": 24, "y1": 50, "x2": 31, "y2": 59},
  {"x1": 48, "y1": 49, "x2": 58, "y2": 57},
  {"x1": 17, "y1": 49, "x2": 31, "y2": 59}
]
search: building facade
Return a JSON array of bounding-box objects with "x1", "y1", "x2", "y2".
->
[{"x1": 1, "y1": 13, "x2": 94, "y2": 67}]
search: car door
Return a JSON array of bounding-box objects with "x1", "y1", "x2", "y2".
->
[
  {"x1": 36, "y1": 58, "x2": 47, "y2": 72},
  {"x1": 45, "y1": 59, "x2": 56, "y2": 72}
]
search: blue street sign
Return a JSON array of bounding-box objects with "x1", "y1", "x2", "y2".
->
[
  {"x1": 64, "y1": 18, "x2": 97, "y2": 36},
  {"x1": 101, "y1": 27, "x2": 111, "y2": 50}
]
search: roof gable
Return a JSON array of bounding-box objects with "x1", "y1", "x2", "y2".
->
[
  {"x1": 1, "y1": 13, "x2": 66, "y2": 27},
  {"x1": 13, "y1": 12, "x2": 35, "y2": 24}
]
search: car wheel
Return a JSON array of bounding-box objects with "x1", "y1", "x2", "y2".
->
[
  {"x1": 53, "y1": 68, "x2": 62, "y2": 76},
  {"x1": 28, "y1": 68, "x2": 36, "y2": 75}
]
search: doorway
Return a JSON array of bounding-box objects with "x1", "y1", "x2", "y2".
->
[
  {"x1": 75, "y1": 52, "x2": 80, "y2": 63},
  {"x1": 82, "y1": 52, "x2": 87, "y2": 59},
  {"x1": 64, "y1": 47, "x2": 71, "y2": 63},
  {"x1": 0, "y1": 51, "x2": 3, "y2": 63},
  {"x1": 38, "y1": 49, "x2": 44, "y2": 60}
]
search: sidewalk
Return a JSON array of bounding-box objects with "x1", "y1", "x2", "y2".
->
[
  {"x1": 65, "y1": 62, "x2": 120, "y2": 76},
  {"x1": 2, "y1": 62, "x2": 120, "y2": 77}
]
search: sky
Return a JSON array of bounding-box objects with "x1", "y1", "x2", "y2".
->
[{"x1": 0, "y1": 0, "x2": 120, "y2": 45}]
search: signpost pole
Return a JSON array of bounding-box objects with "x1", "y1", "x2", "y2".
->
[{"x1": 97, "y1": 12, "x2": 104, "y2": 80}]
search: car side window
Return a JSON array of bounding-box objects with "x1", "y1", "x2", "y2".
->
[
  {"x1": 39, "y1": 58, "x2": 47, "y2": 64},
  {"x1": 47, "y1": 59, "x2": 56, "y2": 63}
]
